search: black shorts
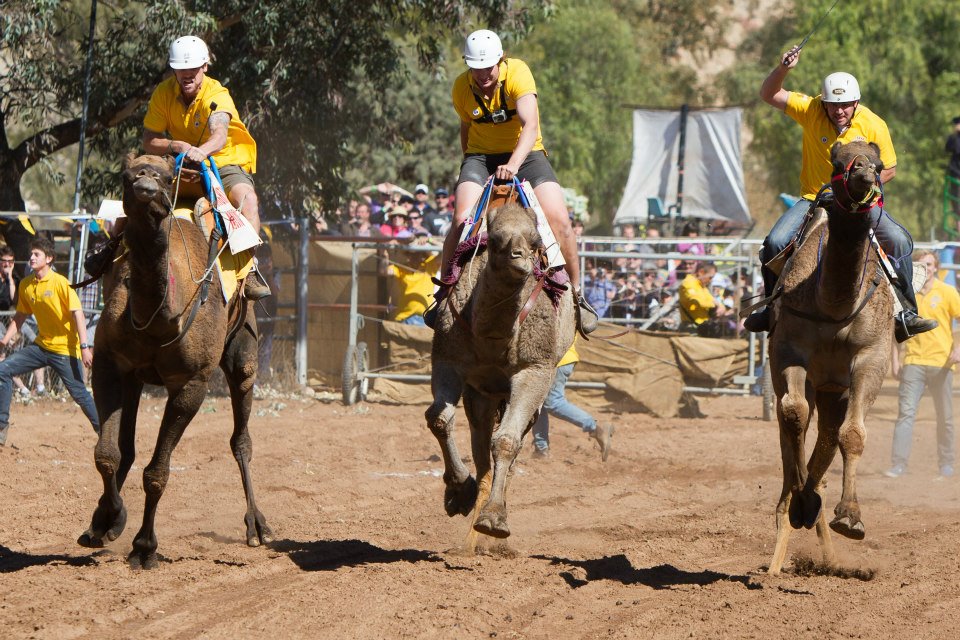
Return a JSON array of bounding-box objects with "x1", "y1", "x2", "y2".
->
[{"x1": 457, "y1": 150, "x2": 558, "y2": 188}]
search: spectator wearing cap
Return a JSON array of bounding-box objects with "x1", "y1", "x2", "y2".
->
[
  {"x1": 946, "y1": 117, "x2": 960, "y2": 220},
  {"x1": 413, "y1": 183, "x2": 436, "y2": 218},
  {"x1": 407, "y1": 208, "x2": 428, "y2": 236},
  {"x1": 424, "y1": 187, "x2": 453, "y2": 236},
  {"x1": 380, "y1": 205, "x2": 412, "y2": 238}
]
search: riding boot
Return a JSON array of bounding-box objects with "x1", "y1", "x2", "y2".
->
[
  {"x1": 743, "y1": 261, "x2": 779, "y2": 333},
  {"x1": 576, "y1": 288, "x2": 599, "y2": 336},
  {"x1": 423, "y1": 280, "x2": 450, "y2": 329},
  {"x1": 892, "y1": 279, "x2": 937, "y2": 343},
  {"x1": 244, "y1": 253, "x2": 272, "y2": 300},
  {"x1": 83, "y1": 234, "x2": 123, "y2": 280}
]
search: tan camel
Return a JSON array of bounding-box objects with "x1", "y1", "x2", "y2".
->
[
  {"x1": 77, "y1": 153, "x2": 272, "y2": 569},
  {"x1": 426, "y1": 202, "x2": 575, "y2": 545},
  {"x1": 767, "y1": 140, "x2": 894, "y2": 576}
]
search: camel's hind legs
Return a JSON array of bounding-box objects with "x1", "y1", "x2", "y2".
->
[
  {"x1": 79, "y1": 358, "x2": 141, "y2": 548},
  {"x1": 222, "y1": 314, "x2": 272, "y2": 547},
  {"x1": 128, "y1": 378, "x2": 208, "y2": 569},
  {"x1": 426, "y1": 362, "x2": 476, "y2": 517}
]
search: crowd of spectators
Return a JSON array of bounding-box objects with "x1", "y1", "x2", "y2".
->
[{"x1": 311, "y1": 180, "x2": 752, "y2": 335}]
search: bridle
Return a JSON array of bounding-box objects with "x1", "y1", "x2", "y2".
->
[{"x1": 830, "y1": 153, "x2": 883, "y2": 214}]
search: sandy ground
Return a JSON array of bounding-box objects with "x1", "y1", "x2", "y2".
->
[{"x1": 1, "y1": 381, "x2": 959, "y2": 640}]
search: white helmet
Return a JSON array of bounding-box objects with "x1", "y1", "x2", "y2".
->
[
  {"x1": 821, "y1": 72, "x2": 861, "y2": 103},
  {"x1": 169, "y1": 36, "x2": 210, "y2": 70},
  {"x1": 462, "y1": 29, "x2": 503, "y2": 69}
]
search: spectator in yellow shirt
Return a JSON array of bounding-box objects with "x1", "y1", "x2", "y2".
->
[
  {"x1": 885, "y1": 251, "x2": 960, "y2": 479},
  {"x1": 679, "y1": 263, "x2": 730, "y2": 332},
  {"x1": 0, "y1": 238, "x2": 98, "y2": 446}
]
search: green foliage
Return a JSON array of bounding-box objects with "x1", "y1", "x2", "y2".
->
[
  {"x1": 1, "y1": 0, "x2": 549, "y2": 216},
  {"x1": 720, "y1": 0, "x2": 960, "y2": 237}
]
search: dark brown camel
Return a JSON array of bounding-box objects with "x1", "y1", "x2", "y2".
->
[
  {"x1": 426, "y1": 202, "x2": 575, "y2": 549},
  {"x1": 77, "y1": 153, "x2": 272, "y2": 569},
  {"x1": 767, "y1": 140, "x2": 893, "y2": 575}
]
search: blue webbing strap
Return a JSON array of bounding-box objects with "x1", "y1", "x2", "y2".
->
[{"x1": 175, "y1": 153, "x2": 226, "y2": 236}]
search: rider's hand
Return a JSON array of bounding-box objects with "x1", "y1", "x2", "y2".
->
[
  {"x1": 185, "y1": 145, "x2": 207, "y2": 164},
  {"x1": 495, "y1": 163, "x2": 520, "y2": 181},
  {"x1": 781, "y1": 46, "x2": 800, "y2": 69}
]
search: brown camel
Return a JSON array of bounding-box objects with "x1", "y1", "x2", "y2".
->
[
  {"x1": 77, "y1": 153, "x2": 272, "y2": 569},
  {"x1": 426, "y1": 202, "x2": 576, "y2": 545},
  {"x1": 767, "y1": 140, "x2": 894, "y2": 575}
]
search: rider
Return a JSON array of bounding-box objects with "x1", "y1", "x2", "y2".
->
[
  {"x1": 140, "y1": 35, "x2": 269, "y2": 300},
  {"x1": 744, "y1": 46, "x2": 937, "y2": 342},
  {"x1": 430, "y1": 29, "x2": 598, "y2": 334}
]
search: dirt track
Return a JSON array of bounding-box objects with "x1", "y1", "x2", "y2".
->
[{"x1": 1, "y1": 384, "x2": 959, "y2": 639}]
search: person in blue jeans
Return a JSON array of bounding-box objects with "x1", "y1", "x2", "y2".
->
[
  {"x1": 532, "y1": 341, "x2": 613, "y2": 461},
  {"x1": 884, "y1": 250, "x2": 960, "y2": 479},
  {"x1": 0, "y1": 238, "x2": 98, "y2": 446}
]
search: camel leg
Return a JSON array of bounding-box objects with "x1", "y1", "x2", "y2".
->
[
  {"x1": 830, "y1": 365, "x2": 883, "y2": 540},
  {"x1": 475, "y1": 368, "x2": 552, "y2": 539},
  {"x1": 801, "y1": 391, "x2": 846, "y2": 566},
  {"x1": 425, "y1": 361, "x2": 476, "y2": 517},
  {"x1": 463, "y1": 387, "x2": 496, "y2": 553},
  {"x1": 769, "y1": 365, "x2": 812, "y2": 576},
  {"x1": 222, "y1": 316, "x2": 273, "y2": 547},
  {"x1": 79, "y1": 357, "x2": 141, "y2": 548},
  {"x1": 129, "y1": 378, "x2": 209, "y2": 569}
]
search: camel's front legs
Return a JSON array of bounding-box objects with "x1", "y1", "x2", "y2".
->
[
  {"x1": 769, "y1": 365, "x2": 812, "y2": 576},
  {"x1": 79, "y1": 358, "x2": 141, "y2": 548},
  {"x1": 463, "y1": 387, "x2": 497, "y2": 552},
  {"x1": 222, "y1": 317, "x2": 273, "y2": 547},
  {"x1": 129, "y1": 378, "x2": 209, "y2": 569},
  {"x1": 426, "y1": 361, "x2": 475, "y2": 517},
  {"x1": 829, "y1": 390, "x2": 872, "y2": 540},
  {"x1": 474, "y1": 368, "x2": 552, "y2": 538}
]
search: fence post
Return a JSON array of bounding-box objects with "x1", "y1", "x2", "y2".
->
[{"x1": 295, "y1": 215, "x2": 309, "y2": 386}]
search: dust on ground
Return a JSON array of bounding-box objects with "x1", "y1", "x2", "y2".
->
[{"x1": 1, "y1": 383, "x2": 958, "y2": 639}]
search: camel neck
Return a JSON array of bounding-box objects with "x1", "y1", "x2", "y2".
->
[{"x1": 816, "y1": 214, "x2": 873, "y2": 313}]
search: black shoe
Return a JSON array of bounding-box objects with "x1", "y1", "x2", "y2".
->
[
  {"x1": 423, "y1": 302, "x2": 438, "y2": 329},
  {"x1": 895, "y1": 310, "x2": 938, "y2": 343},
  {"x1": 83, "y1": 235, "x2": 121, "y2": 280},
  {"x1": 576, "y1": 292, "x2": 599, "y2": 335},
  {"x1": 743, "y1": 307, "x2": 770, "y2": 333}
]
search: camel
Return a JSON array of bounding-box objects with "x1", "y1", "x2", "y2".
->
[
  {"x1": 766, "y1": 140, "x2": 894, "y2": 576},
  {"x1": 77, "y1": 153, "x2": 272, "y2": 569},
  {"x1": 426, "y1": 202, "x2": 575, "y2": 546}
]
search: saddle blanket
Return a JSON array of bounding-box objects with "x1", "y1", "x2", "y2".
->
[{"x1": 173, "y1": 198, "x2": 253, "y2": 303}]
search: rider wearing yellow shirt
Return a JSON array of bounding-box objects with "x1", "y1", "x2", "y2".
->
[
  {"x1": 434, "y1": 29, "x2": 598, "y2": 335},
  {"x1": 745, "y1": 46, "x2": 936, "y2": 342},
  {"x1": 140, "y1": 36, "x2": 269, "y2": 300}
]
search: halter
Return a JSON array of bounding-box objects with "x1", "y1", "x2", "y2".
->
[{"x1": 829, "y1": 153, "x2": 883, "y2": 213}]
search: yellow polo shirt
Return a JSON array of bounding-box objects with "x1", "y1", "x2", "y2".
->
[
  {"x1": 678, "y1": 274, "x2": 716, "y2": 325},
  {"x1": 388, "y1": 253, "x2": 439, "y2": 322},
  {"x1": 557, "y1": 340, "x2": 579, "y2": 368},
  {"x1": 452, "y1": 58, "x2": 544, "y2": 155},
  {"x1": 144, "y1": 75, "x2": 257, "y2": 173},
  {"x1": 785, "y1": 92, "x2": 896, "y2": 200},
  {"x1": 16, "y1": 269, "x2": 83, "y2": 358},
  {"x1": 904, "y1": 278, "x2": 960, "y2": 369}
]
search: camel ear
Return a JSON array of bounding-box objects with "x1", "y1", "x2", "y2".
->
[
  {"x1": 487, "y1": 206, "x2": 499, "y2": 228},
  {"x1": 123, "y1": 152, "x2": 137, "y2": 171},
  {"x1": 868, "y1": 142, "x2": 884, "y2": 172},
  {"x1": 165, "y1": 154, "x2": 177, "y2": 173},
  {"x1": 829, "y1": 141, "x2": 843, "y2": 164}
]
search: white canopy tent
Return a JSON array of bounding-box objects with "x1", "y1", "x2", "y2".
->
[{"x1": 614, "y1": 107, "x2": 751, "y2": 227}]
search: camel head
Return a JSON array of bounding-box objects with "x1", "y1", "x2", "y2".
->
[
  {"x1": 829, "y1": 140, "x2": 883, "y2": 212},
  {"x1": 122, "y1": 153, "x2": 176, "y2": 215},
  {"x1": 485, "y1": 203, "x2": 543, "y2": 279}
]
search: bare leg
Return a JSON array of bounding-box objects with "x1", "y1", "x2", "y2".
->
[
  {"x1": 442, "y1": 181, "x2": 485, "y2": 269},
  {"x1": 532, "y1": 181, "x2": 580, "y2": 285},
  {"x1": 228, "y1": 183, "x2": 261, "y2": 234}
]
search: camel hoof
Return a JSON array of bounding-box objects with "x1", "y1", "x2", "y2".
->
[
  {"x1": 788, "y1": 490, "x2": 821, "y2": 530},
  {"x1": 128, "y1": 550, "x2": 159, "y2": 570},
  {"x1": 829, "y1": 515, "x2": 865, "y2": 540},
  {"x1": 444, "y1": 476, "x2": 478, "y2": 517},
  {"x1": 245, "y1": 513, "x2": 273, "y2": 547},
  {"x1": 77, "y1": 505, "x2": 127, "y2": 548},
  {"x1": 473, "y1": 512, "x2": 510, "y2": 539}
]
